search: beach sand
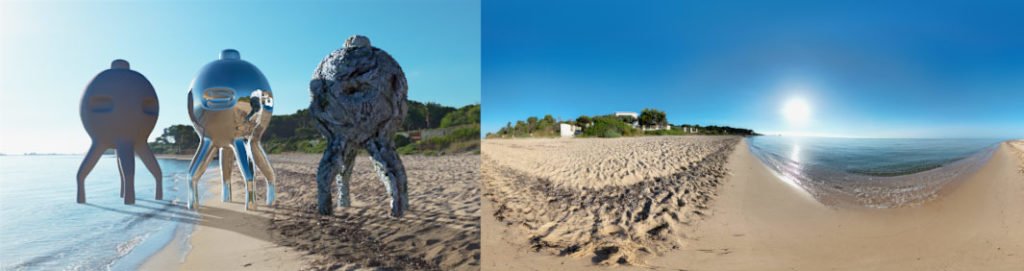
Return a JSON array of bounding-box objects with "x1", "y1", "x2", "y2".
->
[
  {"x1": 483, "y1": 136, "x2": 733, "y2": 189},
  {"x1": 483, "y1": 137, "x2": 1024, "y2": 270},
  {"x1": 482, "y1": 136, "x2": 740, "y2": 266},
  {"x1": 648, "y1": 139, "x2": 1024, "y2": 270},
  {"x1": 140, "y1": 160, "x2": 307, "y2": 270},
  {"x1": 143, "y1": 153, "x2": 480, "y2": 270},
  {"x1": 1010, "y1": 140, "x2": 1024, "y2": 173}
]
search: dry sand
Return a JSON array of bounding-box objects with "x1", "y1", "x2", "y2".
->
[
  {"x1": 1010, "y1": 140, "x2": 1024, "y2": 173},
  {"x1": 482, "y1": 136, "x2": 741, "y2": 265},
  {"x1": 144, "y1": 153, "x2": 480, "y2": 270},
  {"x1": 484, "y1": 137, "x2": 734, "y2": 189}
]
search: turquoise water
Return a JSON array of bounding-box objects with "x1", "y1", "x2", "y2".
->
[
  {"x1": 747, "y1": 136, "x2": 1004, "y2": 207},
  {"x1": 0, "y1": 155, "x2": 198, "y2": 270}
]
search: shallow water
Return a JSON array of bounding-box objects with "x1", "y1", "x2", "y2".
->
[
  {"x1": 0, "y1": 155, "x2": 198, "y2": 270},
  {"x1": 748, "y1": 137, "x2": 1003, "y2": 207}
]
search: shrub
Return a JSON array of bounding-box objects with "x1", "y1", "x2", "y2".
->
[{"x1": 583, "y1": 116, "x2": 638, "y2": 138}]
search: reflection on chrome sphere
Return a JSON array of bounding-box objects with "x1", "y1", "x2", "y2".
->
[{"x1": 186, "y1": 49, "x2": 276, "y2": 211}]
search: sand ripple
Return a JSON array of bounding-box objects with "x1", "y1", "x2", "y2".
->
[
  {"x1": 483, "y1": 137, "x2": 734, "y2": 189},
  {"x1": 482, "y1": 136, "x2": 739, "y2": 265},
  {"x1": 267, "y1": 154, "x2": 480, "y2": 270}
]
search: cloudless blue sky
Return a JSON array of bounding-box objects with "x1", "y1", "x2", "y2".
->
[
  {"x1": 483, "y1": 0, "x2": 1024, "y2": 138},
  {"x1": 0, "y1": 0, "x2": 479, "y2": 154}
]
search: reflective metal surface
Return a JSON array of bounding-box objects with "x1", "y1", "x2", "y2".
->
[
  {"x1": 186, "y1": 49, "x2": 276, "y2": 210},
  {"x1": 77, "y1": 59, "x2": 163, "y2": 205}
]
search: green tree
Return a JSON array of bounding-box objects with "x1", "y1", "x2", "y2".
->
[
  {"x1": 403, "y1": 101, "x2": 456, "y2": 130},
  {"x1": 154, "y1": 124, "x2": 198, "y2": 154},
  {"x1": 439, "y1": 104, "x2": 480, "y2": 128},
  {"x1": 639, "y1": 108, "x2": 668, "y2": 128},
  {"x1": 583, "y1": 116, "x2": 638, "y2": 138},
  {"x1": 619, "y1": 115, "x2": 637, "y2": 125},
  {"x1": 526, "y1": 116, "x2": 538, "y2": 133},
  {"x1": 514, "y1": 120, "x2": 528, "y2": 137},
  {"x1": 576, "y1": 116, "x2": 592, "y2": 127},
  {"x1": 540, "y1": 115, "x2": 556, "y2": 127}
]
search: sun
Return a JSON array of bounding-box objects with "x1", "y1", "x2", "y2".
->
[{"x1": 782, "y1": 97, "x2": 811, "y2": 126}]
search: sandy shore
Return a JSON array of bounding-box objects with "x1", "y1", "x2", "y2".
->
[
  {"x1": 650, "y1": 139, "x2": 1024, "y2": 270},
  {"x1": 647, "y1": 138, "x2": 1024, "y2": 267},
  {"x1": 482, "y1": 136, "x2": 740, "y2": 265},
  {"x1": 143, "y1": 153, "x2": 480, "y2": 270},
  {"x1": 483, "y1": 137, "x2": 1024, "y2": 269},
  {"x1": 141, "y1": 159, "x2": 308, "y2": 270},
  {"x1": 484, "y1": 137, "x2": 733, "y2": 188},
  {"x1": 1010, "y1": 140, "x2": 1024, "y2": 173}
]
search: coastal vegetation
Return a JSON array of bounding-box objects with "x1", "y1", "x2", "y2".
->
[
  {"x1": 149, "y1": 101, "x2": 480, "y2": 155},
  {"x1": 646, "y1": 125, "x2": 757, "y2": 136},
  {"x1": 485, "y1": 108, "x2": 758, "y2": 138},
  {"x1": 396, "y1": 104, "x2": 481, "y2": 155}
]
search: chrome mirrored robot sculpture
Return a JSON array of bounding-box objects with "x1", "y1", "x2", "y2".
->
[
  {"x1": 187, "y1": 49, "x2": 275, "y2": 210},
  {"x1": 310, "y1": 35, "x2": 409, "y2": 217},
  {"x1": 78, "y1": 59, "x2": 162, "y2": 204}
]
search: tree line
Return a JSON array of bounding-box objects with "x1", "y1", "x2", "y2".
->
[
  {"x1": 150, "y1": 101, "x2": 480, "y2": 155},
  {"x1": 485, "y1": 108, "x2": 758, "y2": 138}
]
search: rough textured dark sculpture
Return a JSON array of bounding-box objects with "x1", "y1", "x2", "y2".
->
[
  {"x1": 309, "y1": 35, "x2": 409, "y2": 217},
  {"x1": 77, "y1": 59, "x2": 162, "y2": 204}
]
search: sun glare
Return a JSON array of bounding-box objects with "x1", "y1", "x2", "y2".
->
[{"x1": 782, "y1": 97, "x2": 811, "y2": 126}]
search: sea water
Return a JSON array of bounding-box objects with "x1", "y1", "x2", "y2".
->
[
  {"x1": 747, "y1": 136, "x2": 1003, "y2": 207},
  {"x1": 0, "y1": 155, "x2": 199, "y2": 270}
]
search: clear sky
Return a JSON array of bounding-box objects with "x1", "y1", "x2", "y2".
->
[
  {"x1": 0, "y1": 0, "x2": 479, "y2": 154},
  {"x1": 483, "y1": 0, "x2": 1024, "y2": 139}
]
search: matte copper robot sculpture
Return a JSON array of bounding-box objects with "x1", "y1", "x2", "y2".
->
[
  {"x1": 187, "y1": 49, "x2": 276, "y2": 210},
  {"x1": 310, "y1": 35, "x2": 409, "y2": 217},
  {"x1": 77, "y1": 59, "x2": 162, "y2": 204}
]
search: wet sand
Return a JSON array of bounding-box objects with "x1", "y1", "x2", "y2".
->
[
  {"x1": 140, "y1": 165, "x2": 307, "y2": 270},
  {"x1": 482, "y1": 136, "x2": 740, "y2": 265},
  {"x1": 144, "y1": 153, "x2": 480, "y2": 270}
]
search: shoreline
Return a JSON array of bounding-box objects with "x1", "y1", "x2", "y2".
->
[
  {"x1": 140, "y1": 162, "x2": 307, "y2": 270},
  {"x1": 746, "y1": 140, "x2": 1000, "y2": 209},
  {"x1": 651, "y1": 139, "x2": 1024, "y2": 270},
  {"x1": 155, "y1": 154, "x2": 193, "y2": 161}
]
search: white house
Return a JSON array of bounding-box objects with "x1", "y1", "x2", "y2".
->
[
  {"x1": 559, "y1": 123, "x2": 581, "y2": 138},
  {"x1": 614, "y1": 111, "x2": 639, "y2": 128},
  {"x1": 642, "y1": 124, "x2": 672, "y2": 131},
  {"x1": 614, "y1": 111, "x2": 639, "y2": 119}
]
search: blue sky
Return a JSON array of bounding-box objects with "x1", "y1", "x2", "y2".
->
[
  {"x1": 483, "y1": 0, "x2": 1024, "y2": 139},
  {"x1": 0, "y1": 0, "x2": 479, "y2": 154}
]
